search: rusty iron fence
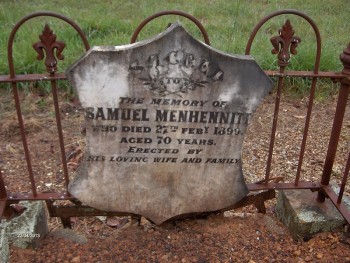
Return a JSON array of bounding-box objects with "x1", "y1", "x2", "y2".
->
[{"x1": 0, "y1": 10, "x2": 349, "y2": 227}]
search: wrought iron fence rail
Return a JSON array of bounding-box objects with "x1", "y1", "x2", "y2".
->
[{"x1": 0, "y1": 70, "x2": 345, "y2": 84}]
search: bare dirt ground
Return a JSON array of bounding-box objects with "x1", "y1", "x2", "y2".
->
[
  {"x1": 1, "y1": 87, "x2": 349, "y2": 262},
  {"x1": 8, "y1": 211, "x2": 350, "y2": 263}
]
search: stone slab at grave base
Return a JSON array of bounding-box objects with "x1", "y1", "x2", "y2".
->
[
  {"x1": 0, "y1": 228, "x2": 10, "y2": 263},
  {"x1": 0, "y1": 201, "x2": 49, "y2": 262},
  {"x1": 275, "y1": 189, "x2": 345, "y2": 240}
]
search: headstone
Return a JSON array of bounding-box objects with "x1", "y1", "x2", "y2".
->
[{"x1": 66, "y1": 23, "x2": 273, "y2": 224}]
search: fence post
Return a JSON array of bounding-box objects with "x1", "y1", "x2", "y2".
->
[
  {"x1": 317, "y1": 42, "x2": 350, "y2": 202},
  {"x1": 0, "y1": 170, "x2": 7, "y2": 199}
]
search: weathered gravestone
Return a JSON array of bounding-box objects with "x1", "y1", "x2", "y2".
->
[{"x1": 66, "y1": 23, "x2": 273, "y2": 224}]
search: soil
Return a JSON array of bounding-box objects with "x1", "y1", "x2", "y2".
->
[
  {"x1": 1, "y1": 88, "x2": 349, "y2": 263},
  {"x1": 8, "y1": 212, "x2": 350, "y2": 263}
]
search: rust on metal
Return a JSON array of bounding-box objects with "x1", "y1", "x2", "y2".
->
[
  {"x1": 7, "y1": 192, "x2": 73, "y2": 201},
  {"x1": 0, "y1": 70, "x2": 346, "y2": 84},
  {"x1": 323, "y1": 185, "x2": 350, "y2": 223},
  {"x1": 0, "y1": 201, "x2": 6, "y2": 219},
  {"x1": 51, "y1": 80, "x2": 70, "y2": 190},
  {"x1": 5, "y1": 11, "x2": 90, "y2": 199},
  {"x1": 270, "y1": 19, "x2": 301, "y2": 67},
  {"x1": 11, "y1": 82, "x2": 38, "y2": 196},
  {"x1": 318, "y1": 82, "x2": 349, "y2": 199},
  {"x1": 45, "y1": 200, "x2": 137, "y2": 228},
  {"x1": 338, "y1": 153, "x2": 350, "y2": 204},
  {"x1": 33, "y1": 24, "x2": 66, "y2": 73},
  {"x1": 224, "y1": 190, "x2": 276, "y2": 214},
  {"x1": 245, "y1": 10, "x2": 322, "y2": 187},
  {"x1": 318, "y1": 43, "x2": 350, "y2": 202},
  {"x1": 0, "y1": 73, "x2": 67, "y2": 83},
  {"x1": 0, "y1": 170, "x2": 7, "y2": 199},
  {"x1": 1, "y1": 182, "x2": 320, "y2": 201},
  {"x1": 0, "y1": 170, "x2": 7, "y2": 219},
  {"x1": 31, "y1": 23, "x2": 71, "y2": 189},
  {"x1": 130, "y1": 10, "x2": 210, "y2": 45},
  {"x1": 294, "y1": 74, "x2": 319, "y2": 186},
  {"x1": 0, "y1": 202, "x2": 18, "y2": 219},
  {"x1": 46, "y1": 202, "x2": 141, "y2": 218},
  {"x1": 7, "y1": 11, "x2": 90, "y2": 78},
  {"x1": 340, "y1": 42, "x2": 350, "y2": 76},
  {"x1": 264, "y1": 71, "x2": 284, "y2": 185},
  {"x1": 248, "y1": 182, "x2": 321, "y2": 192},
  {"x1": 46, "y1": 191, "x2": 275, "y2": 228},
  {"x1": 245, "y1": 9, "x2": 322, "y2": 69},
  {"x1": 264, "y1": 70, "x2": 344, "y2": 79}
]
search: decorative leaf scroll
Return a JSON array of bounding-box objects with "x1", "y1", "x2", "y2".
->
[
  {"x1": 270, "y1": 20, "x2": 301, "y2": 67},
  {"x1": 32, "y1": 24, "x2": 66, "y2": 73}
]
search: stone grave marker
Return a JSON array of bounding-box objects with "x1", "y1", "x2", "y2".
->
[{"x1": 66, "y1": 23, "x2": 273, "y2": 224}]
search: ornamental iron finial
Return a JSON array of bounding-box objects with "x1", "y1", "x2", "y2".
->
[
  {"x1": 270, "y1": 20, "x2": 301, "y2": 67},
  {"x1": 32, "y1": 24, "x2": 66, "y2": 73}
]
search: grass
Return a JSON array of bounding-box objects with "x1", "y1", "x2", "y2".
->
[{"x1": 0, "y1": 0, "x2": 349, "y2": 97}]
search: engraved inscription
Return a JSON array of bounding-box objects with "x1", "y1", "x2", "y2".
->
[
  {"x1": 130, "y1": 50, "x2": 223, "y2": 96},
  {"x1": 66, "y1": 23, "x2": 273, "y2": 224}
]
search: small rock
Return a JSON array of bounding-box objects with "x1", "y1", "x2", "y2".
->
[
  {"x1": 304, "y1": 256, "x2": 313, "y2": 262},
  {"x1": 203, "y1": 233, "x2": 210, "y2": 238},
  {"x1": 327, "y1": 233, "x2": 334, "y2": 239},
  {"x1": 330, "y1": 237, "x2": 339, "y2": 243},
  {"x1": 316, "y1": 253, "x2": 323, "y2": 259},
  {"x1": 140, "y1": 216, "x2": 154, "y2": 231},
  {"x1": 195, "y1": 234, "x2": 202, "y2": 240},
  {"x1": 140, "y1": 216, "x2": 151, "y2": 226},
  {"x1": 71, "y1": 256, "x2": 80, "y2": 263},
  {"x1": 95, "y1": 216, "x2": 107, "y2": 222},
  {"x1": 154, "y1": 231, "x2": 161, "y2": 236},
  {"x1": 294, "y1": 250, "x2": 301, "y2": 256},
  {"x1": 160, "y1": 254, "x2": 169, "y2": 261},
  {"x1": 190, "y1": 256, "x2": 198, "y2": 262},
  {"x1": 109, "y1": 216, "x2": 131, "y2": 229}
]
